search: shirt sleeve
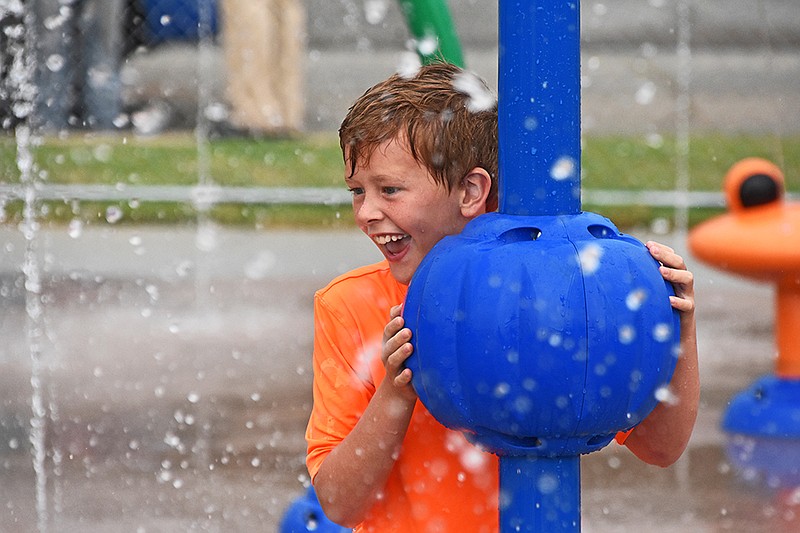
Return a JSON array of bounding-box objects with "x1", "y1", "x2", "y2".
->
[
  {"x1": 615, "y1": 428, "x2": 633, "y2": 445},
  {"x1": 305, "y1": 291, "x2": 380, "y2": 482}
]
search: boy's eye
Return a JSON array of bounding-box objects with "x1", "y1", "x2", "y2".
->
[
  {"x1": 382, "y1": 187, "x2": 399, "y2": 195},
  {"x1": 348, "y1": 187, "x2": 364, "y2": 196}
]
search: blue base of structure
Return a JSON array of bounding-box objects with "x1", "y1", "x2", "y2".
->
[
  {"x1": 723, "y1": 375, "x2": 800, "y2": 438},
  {"x1": 723, "y1": 375, "x2": 800, "y2": 487}
]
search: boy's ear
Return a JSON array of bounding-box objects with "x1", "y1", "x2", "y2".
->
[{"x1": 459, "y1": 167, "x2": 492, "y2": 217}]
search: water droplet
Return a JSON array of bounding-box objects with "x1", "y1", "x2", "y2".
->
[
  {"x1": 45, "y1": 54, "x2": 65, "y2": 73},
  {"x1": 578, "y1": 243, "x2": 603, "y2": 274},
  {"x1": 452, "y1": 71, "x2": 496, "y2": 112},
  {"x1": 93, "y1": 144, "x2": 113, "y2": 162},
  {"x1": 364, "y1": 0, "x2": 389, "y2": 24},
  {"x1": 68, "y1": 218, "x2": 83, "y2": 239},
  {"x1": 523, "y1": 116, "x2": 538, "y2": 131},
  {"x1": 415, "y1": 35, "x2": 439, "y2": 56},
  {"x1": 113, "y1": 113, "x2": 130, "y2": 128},
  {"x1": 395, "y1": 52, "x2": 422, "y2": 79},
  {"x1": 105, "y1": 205, "x2": 123, "y2": 224},
  {"x1": 537, "y1": 473, "x2": 559, "y2": 494},
  {"x1": 493, "y1": 382, "x2": 510, "y2": 398},
  {"x1": 175, "y1": 260, "x2": 194, "y2": 278},
  {"x1": 195, "y1": 224, "x2": 218, "y2": 252},
  {"x1": 550, "y1": 156, "x2": 577, "y2": 181},
  {"x1": 618, "y1": 325, "x2": 636, "y2": 344},
  {"x1": 644, "y1": 132, "x2": 664, "y2": 149},
  {"x1": 513, "y1": 395, "x2": 533, "y2": 414},
  {"x1": 626, "y1": 288, "x2": 648, "y2": 311},
  {"x1": 650, "y1": 217, "x2": 671, "y2": 235},
  {"x1": 460, "y1": 447, "x2": 488, "y2": 472},
  {"x1": 635, "y1": 81, "x2": 657, "y2": 105},
  {"x1": 555, "y1": 395, "x2": 569, "y2": 409},
  {"x1": 44, "y1": 14, "x2": 68, "y2": 31},
  {"x1": 655, "y1": 385, "x2": 679, "y2": 405},
  {"x1": 653, "y1": 323, "x2": 672, "y2": 342},
  {"x1": 244, "y1": 251, "x2": 277, "y2": 280},
  {"x1": 548, "y1": 333, "x2": 562, "y2": 347}
]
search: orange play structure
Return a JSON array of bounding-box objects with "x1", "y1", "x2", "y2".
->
[{"x1": 689, "y1": 158, "x2": 800, "y2": 377}]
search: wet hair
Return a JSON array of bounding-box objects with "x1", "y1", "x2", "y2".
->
[{"x1": 339, "y1": 61, "x2": 498, "y2": 212}]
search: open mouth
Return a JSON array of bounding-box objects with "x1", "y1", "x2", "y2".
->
[{"x1": 373, "y1": 233, "x2": 411, "y2": 259}]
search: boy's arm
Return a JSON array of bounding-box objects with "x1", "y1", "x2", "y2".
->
[
  {"x1": 313, "y1": 305, "x2": 417, "y2": 527},
  {"x1": 623, "y1": 241, "x2": 700, "y2": 467}
]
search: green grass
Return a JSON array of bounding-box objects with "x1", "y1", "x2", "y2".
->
[
  {"x1": 2, "y1": 131, "x2": 798, "y2": 228},
  {"x1": 1, "y1": 132, "x2": 344, "y2": 187}
]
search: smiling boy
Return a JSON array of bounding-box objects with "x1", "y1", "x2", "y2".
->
[{"x1": 305, "y1": 62, "x2": 699, "y2": 532}]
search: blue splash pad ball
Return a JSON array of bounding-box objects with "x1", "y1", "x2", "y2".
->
[
  {"x1": 723, "y1": 376, "x2": 800, "y2": 487},
  {"x1": 279, "y1": 486, "x2": 352, "y2": 533},
  {"x1": 403, "y1": 212, "x2": 680, "y2": 457}
]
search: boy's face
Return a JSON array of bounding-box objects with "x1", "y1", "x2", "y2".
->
[{"x1": 346, "y1": 136, "x2": 471, "y2": 285}]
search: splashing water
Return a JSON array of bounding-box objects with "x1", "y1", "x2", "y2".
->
[
  {"x1": 414, "y1": 34, "x2": 439, "y2": 57},
  {"x1": 625, "y1": 288, "x2": 648, "y2": 311},
  {"x1": 654, "y1": 385, "x2": 679, "y2": 406},
  {"x1": 395, "y1": 52, "x2": 422, "y2": 79},
  {"x1": 364, "y1": 0, "x2": 389, "y2": 25},
  {"x1": 550, "y1": 156, "x2": 578, "y2": 181},
  {"x1": 578, "y1": 242, "x2": 603, "y2": 275},
  {"x1": 6, "y1": 4, "x2": 53, "y2": 530},
  {"x1": 452, "y1": 71, "x2": 496, "y2": 112}
]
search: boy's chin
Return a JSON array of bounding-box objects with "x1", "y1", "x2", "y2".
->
[{"x1": 388, "y1": 264, "x2": 414, "y2": 286}]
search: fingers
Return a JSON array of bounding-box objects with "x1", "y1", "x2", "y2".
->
[
  {"x1": 647, "y1": 241, "x2": 696, "y2": 315},
  {"x1": 646, "y1": 241, "x2": 686, "y2": 270},
  {"x1": 382, "y1": 305, "x2": 417, "y2": 398},
  {"x1": 394, "y1": 368, "x2": 413, "y2": 388},
  {"x1": 669, "y1": 294, "x2": 695, "y2": 314},
  {"x1": 382, "y1": 309, "x2": 414, "y2": 372},
  {"x1": 383, "y1": 328, "x2": 412, "y2": 366},
  {"x1": 659, "y1": 264, "x2": 694, "y2": 288},
  {"x1": 389, "y1": 304, "x2": 403, "y2": 319}
]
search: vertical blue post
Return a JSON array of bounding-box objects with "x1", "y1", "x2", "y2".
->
[
  {"x1": 499, "y1": 456, "x2": 580, "y2": 532},
  {"x1": 498, "y1": 1, "x2": 581, "y2": 216},
  {"x1": 497, "y1": 1, "x2": 582, "y2": 531}
]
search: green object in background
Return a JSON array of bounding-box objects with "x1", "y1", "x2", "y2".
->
[{"x1": 397, "y1": 0, "x2": 465, "y2": 67}]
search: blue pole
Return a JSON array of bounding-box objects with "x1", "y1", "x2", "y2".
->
[
  {"x1": 499, "y1": 456, "x2": 580, "y2": 532},
  {"x1": 497, "y1": 1, "x2": 582, "y2": 530},
  {"x1": 498, "y1": 1, "x2": 581, "y2": 216}
]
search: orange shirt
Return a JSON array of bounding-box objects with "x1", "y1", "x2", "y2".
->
[
  {"x1": 305, "y1": 260, "x2": 631, "y2": 532},
  {"x1": 306, "y1": 261, "x2": 499, "y2": 532}
]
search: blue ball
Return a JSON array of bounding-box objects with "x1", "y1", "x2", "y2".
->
[
  {"x1": 279, "y1": 486, "x2": 352, "y2": 533},
  {"x1": 403, "y1": 212, "x2": 680, "y2": 457}
]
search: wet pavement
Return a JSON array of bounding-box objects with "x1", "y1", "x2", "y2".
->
[{"x1": 1, "y1": 223, "x2": 794, "y2": 532}]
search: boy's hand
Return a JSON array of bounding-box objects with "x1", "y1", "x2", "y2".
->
[
  {"x1": 646, "y1": 241, "x2": 695, "y2": 316},
  {"x1": 382, "y1": 305, "x2": 418, "y2": 402}
]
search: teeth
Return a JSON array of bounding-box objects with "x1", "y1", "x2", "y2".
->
[{"x1": 374, "y1": 234, "x2": 407, "y2": 245}]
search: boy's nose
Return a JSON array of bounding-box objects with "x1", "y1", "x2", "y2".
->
[{"x1": 354, "y1": 194, "x2": 383, "y2": 225}]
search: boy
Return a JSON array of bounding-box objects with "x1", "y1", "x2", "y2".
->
[{"x1": 305, "y1": 62, "x2": 699, "y2": 532}]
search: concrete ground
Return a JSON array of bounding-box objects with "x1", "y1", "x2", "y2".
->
[{"x1": 0, "y1": 223, "x2": 792, "y2": 531}]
